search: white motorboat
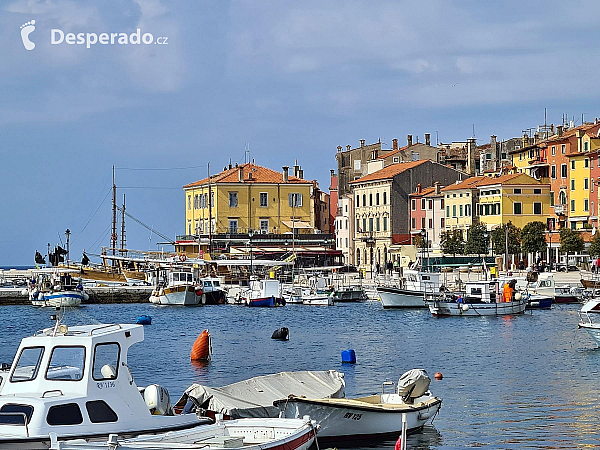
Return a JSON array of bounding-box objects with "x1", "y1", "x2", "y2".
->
[
  {"x1": 242, "y1": 279, "x2": 285, "y2": 307},
  {"x1": 0, "y1": 318, "x2": 210, "y2": 449},
  {"x1": 578, "y1": 298, "x2": 600, "y2": 346},
  {"x1": 149, "y1": 269, "x2": 202, "y2": 306},
  {"x1": 378, "y1": 270, "x2": 441, "y2": 308},
  {"x1": 275, "y1": 369, "x2": 441, "y2": 442},
  {"x1": 48, "y1": 416, "x2": 317, "y2": 450},
  {"x1": 200, "y1": 277, "x2": 227, "y2": 305},
  {"x1": 27, "y1": 269, "x2": 87, "y2": 307},
  {"x1": 426, "y1": 280, "x2": 528, "y2": 316},
  {"x1": 302, "y1": 293, "x2": 333, "y2": 306},
  {"x1": 282, "y1": 286, "x2": 305, "y2": 304}
]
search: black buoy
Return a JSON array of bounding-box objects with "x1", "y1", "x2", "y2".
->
[{"x1": 271, "y1": 327, "x2": 289, "y2": 340}]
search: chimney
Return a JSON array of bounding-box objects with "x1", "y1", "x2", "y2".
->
[
  {"x1": 238, "y1": 167, "x2": 244, "y2": 182},
  {"x1": 550, "y1": 124, "x2": 555, "y2": 133},
  {"x1": 434, "y1": 181, "x2": 440, "y2": 194},
  {"x1": 247, "y1": 172, "x2": 253, "y2": 181},
  {"x1": 228, "y1": 161, "x2": 232, "y2": 169},
  {"x1": 425, "y1": 133, "x2": 431, "y2": 146},
  {"x1": 392, "y1": 138, "x2": 398, "y2": 150},
  {"x1": 330, "y1": 169, "x2": 335, "y2": 176},
  {"x1": 416, "y1": 183, "x2": 422, "y2": 194},
  {"x1": 282, "y1": 166, "x2": 289, "y2": 183},
  {"x1": 346, "y1": 145, "x2": 351, "y2": 151},
  {"x1": 522, "y1": 134, "x2": 529, "y2": 149},
  {"x1": 407, "y1": 135, "x2": 413, "y2": 147},
  {"x1": 533, "y1": 132, "x2": 540, "y2": 144},
  {"x1": 235, "y1": 162, "x2": 239, "y2": 168},
  {"x1": 293, "y1": 159, "x2": 300, "y2": 177},
  {"x1": 576, "y1": 129, "x2": 584, "y2": 152},
  {"x1": 466, "y1": 137, "x2": 476, "y2": 176},
  {"x1": 360, "y1": 139, "x2": 365, "y2": 147},
  {"x1": 557, "y1": 125, "x2": 563, "y2": 137},
  {"x1": 337, "y1": 145, "x2": 343, "y2": 152},
  {"x1": 298, "y1": 169, "x2": 304, "y2": 179}
]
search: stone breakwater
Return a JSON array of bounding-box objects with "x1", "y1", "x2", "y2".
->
[{"x1": 0, "y1": 286, "x2": 153, "y2": 305}]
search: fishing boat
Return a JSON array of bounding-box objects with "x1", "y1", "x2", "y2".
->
[
  {"x1": 242, "y1": 279, "x2": 285, "y2": 307},
  {"x1": 329, "y1": 286, "x2": 367, "y2": 302},
  {"x1": 0, "y1": 318, "x2": 208, "y2": 448},
  {"x1": 533, "y1": 273, "x2": 579, "y2": 303},
  {"x1": 377, "y1": 270, "x2": 441, "y2": 308},
  {"x1": 47, "y1": 416, "x2": 318, "y2": 450},
  {"x1": 27, "y1": 269, "x2": 87, "y2": 307},
  {"x1": 281, "y1": 285, "x2": 306, "y2": 304},
  {"x1": 578, "y1": 298, "x2": 600, "y2": 346},
  {"x1": 426, "y1": 280, "x2": 528, "y2": 316},
  {"x1": 302, "y1": 292, "x2": 333, "y2": 306},
  {"x1": 199, "y1": 277, "x2": 227, "y2": 305},
  {"x1": 275, "y1": 369, "x2": 441, "y2": 442},
  {"x1": 149, "y1": 269, "x2": 202, "y2": 306}
]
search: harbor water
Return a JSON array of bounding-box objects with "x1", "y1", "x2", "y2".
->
[{"x1": 1, "y1": 302, "x2": 599, "y2": 449}]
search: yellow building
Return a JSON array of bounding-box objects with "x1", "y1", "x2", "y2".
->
[
  {"x1": 566, "y1": 151, "x2": 591, "y2": 229},
  {"x1": 441, "y1": 176, "x2": 487, "y2": 238},
  {"x1": 477, "y1": 173, "x2": 551, "y2": 230},
  {"x1": 182, "y1": 163, "x2": 313, "y2": 236}
]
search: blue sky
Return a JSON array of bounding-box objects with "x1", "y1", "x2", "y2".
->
[{"x1": 1, "y1": 0, "x2": 600, "y2": 265}]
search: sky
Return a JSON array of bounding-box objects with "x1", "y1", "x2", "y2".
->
[{"x1": 2, "y1": 0, "x2": 600, "y2": 265}]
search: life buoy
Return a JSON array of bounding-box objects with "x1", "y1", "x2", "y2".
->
[{"x1": 179, "y1": 254, "x2": 187, "y2": 262}]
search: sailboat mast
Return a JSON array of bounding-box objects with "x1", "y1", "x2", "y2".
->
[
  {"x1": 111, "y1": 165, "x2": 117, "y2": 266},
  {"x1": 208, "y1": 162, "x2": 212, "y2": 256},
  {"x1": 121, "y1": 194, "x2": 126, "y2": 255}
]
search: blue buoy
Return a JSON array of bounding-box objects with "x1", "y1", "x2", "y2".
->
[
  {"x1": 341, "y1": 349, "x2": 356, "y2": 364},
  {"x1": 136, "y1": 315, "x2": 152, "y2": 325}
]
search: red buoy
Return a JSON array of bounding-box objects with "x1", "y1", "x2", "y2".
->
[
  {"x1": 434, "y1": 372, "x2": 443, "y2": 380},
  {"x1": 191, "y1": 329, "x2": 212, "y2": 361}
]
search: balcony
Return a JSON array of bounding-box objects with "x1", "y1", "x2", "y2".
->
[{"x1": 553, "y1": 205, "x2": 565, "y2": 216}]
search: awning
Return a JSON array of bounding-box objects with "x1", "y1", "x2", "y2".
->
[{"x1": 281, "y1": 220, "x2": 313, "y2": 229}]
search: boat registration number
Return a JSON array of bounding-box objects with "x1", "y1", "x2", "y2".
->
[
  {"x1": 343, "y1": 412, "x2": 362, "y2": 420},
  {"x1": 96, "y1": 381, "x2": 116, "y2": 389}
]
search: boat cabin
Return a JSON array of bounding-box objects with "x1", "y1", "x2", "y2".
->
[
  {"x1": 462, "y1": 281, "x2": 499, "y2": 303},
  {"x1": 404, "y1": 270, "x2": 441, "y2": 292},
  {"x1": 169, "y1": 270, "x2": 194, "y2": 287}
]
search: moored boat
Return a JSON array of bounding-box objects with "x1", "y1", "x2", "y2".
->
[
  {"x1": 578, "y1": 297, "x2": 600, "y2": 346},
  {"x1": 330, "y1": 286, "x2": 367, "y2": 302},
  {"x1": 242, "y1": 279, "x2": 285, "y2": 307},
  {"x1": 378, "y1": 270, "x2": 440, "y2": 308},
  {"x1": 149, "y1": 269, "x2": 202, "y2": 306},
  {"x1": 27, "y1": 269, "x2": 87, "y2": 307}
]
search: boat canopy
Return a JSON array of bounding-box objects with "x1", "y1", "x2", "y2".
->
[{"x1": 178, "y1": 370, "x2": 345, "y2": 418}]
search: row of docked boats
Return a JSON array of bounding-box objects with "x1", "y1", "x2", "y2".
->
[{"x1": 0, "y1": 315, "x2": 440, "y2": 448}]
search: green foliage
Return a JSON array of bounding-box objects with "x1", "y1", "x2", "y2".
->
[
  {"x1": 491, "y1": 221, "x2": 521, "y2": 255},
  {"x1": 560, "y1": 228, "x2": 584, "y2": 255},
  {"x1": 440, "y1": 229, "x2": 465, "y2": 256},
  {"x1": 464, "y1": 223, "x2": 489, "y2": 255},
  {"x1": 590, "y1": 233, "x2": 600, "y2": 257},
  {"x1": 520, "y1": 221, "x2": 547, "y2": 254}
]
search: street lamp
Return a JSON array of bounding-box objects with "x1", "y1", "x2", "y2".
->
[
  {"x1": 420, "y1": 228, "x2": 427, "y2": 272},
  {"x1": 483, "y1": 230, "x2": 489, "y2": 280},
  {"x1": 248, "y1": 229, "x2": 254, "y2": 277},
  {"x1": 65, "y1": 229, "x2": 71, "y2": 268}
]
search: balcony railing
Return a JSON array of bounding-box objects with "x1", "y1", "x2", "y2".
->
[{"x1": 553, "y1": 205, "x2": 565, "y2": 215}]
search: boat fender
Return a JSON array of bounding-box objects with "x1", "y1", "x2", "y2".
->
[
  {"x1": 194, "y1": 287, "x2": 203, "y2": 297},
  {"x1": 515, "y1": 292, "x2": 522, "y2": 301},
  {"x1": 136, "y1": 315, "x2": 152, "y2": 325},
  {"x1": 271, "y1": 327, "x2": 289, "y2": 340},
  {"x1": 82, "y1": 292, "x2": 89, "y2": 301},
  {"x1": 461, "y1": 304, "x2": 469, "y2": 311},
  {"x1": 179, "y1": 254, "x2": 187, "y2": 262},
  {"x1": 434, "y1": 372, "x2": 443, "y2": 380},
  {"x1": 144, "y1": 384, "x2": 172, "y2": 415},
  {"x1": 418, "y1": 411, "x2": 431, "y2": 420},
  {"x1": 21, "y1": 288, "x2": 29, "y2": 296},
  {"x1": 341, "y1": 349, "x2": 356, "y2": 364},
  {"x1": 191, "y1": 329, "x2": 212, "y2": 361}
]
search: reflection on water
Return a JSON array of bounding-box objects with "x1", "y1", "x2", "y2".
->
[{"x1": 0, "y1": 302, "x2": 599, "y2": 448}]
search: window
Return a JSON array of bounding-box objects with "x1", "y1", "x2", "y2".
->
[
  {"x1": 376, "y1": 193, "x2": 380, "y2": 205},
  {"x1": 187, "y1": 220, "x2": 191, "y2": 235},
  {"x1": 46, "y1": 346, "x2": 85, "y2": 381},
  {"x1": 571, "y1": 160, "x2": 576, "y2": 170},
  {"x1": 571, "y1": 199, "x2": 575, "y2": 212},
  {"x1": 47, "y1": 403, "x2": 83, "y2": 426},
  {"x1": 289, "y1": 193, "x2": 303, "y2": 207},
  {"x1": 571, "y1": 221, "x2": 577, "y2": 230},
  {"x1": 496, "y1": 203, "x2": 501, "y2": 214},
  {"x1": 486, "y1": 153, "x2": 491, "y2": 160},
  {"x1": 550, "y1": 191, "x2": 554, "y2": 206},
  {"x1": 210, "y1": 191, "x2": 214, "y2": 206},
  {"x1": 356, "y1": 219, "x2": 360, "y2": 231},
  {"x1": 353, "y1": 160, "x2": 362, "y2": 171},
  {"x1": 10, "y1": 347, "x2": 44, "y2": 382},
  {"x1": 195, "y1": 220, "x2": 200, "y2": 234},
  {"x1": 559, "y1": 191, "x2": 567, "y2": 205},
  {"x1": 459, "y1": 205, "x2": 463, "y2": 216},
  {"x1": 446, "y1": 205, "x2": 450, "y2": 217},
  {"x1": 187, "y1": 195, "x2": 191, "y2": 210},
  {"x1": 428, "y1": 218, "x2": 433, "y2": 229},
  {"x1": 593, "y1": 178, "x2": 596, "y2": 193},
  {"x1": 441, "y1": 218, "x2": 445, "y2": 227},
  {"x1": 571, "y1": 179, "x2": 575, "y2": 191},
  {"x1": 585, "y1": 178, "x2": 589, "y2": 190},
  {"x1": 459, "y1": 193, "x2": 463, "y2": 198},
  {"x1": 421, "y1": 199, "x2": 426, "y2": 210},
  {"x1": 428, "y1": 200, "x2": 433, "y2": 210},
  {"x1": 452, "y1": 205, "x2": 457, "y2": 217},
  {"x1": 593, "y1": 202, "x2": 595, "y2": 215},
  {"x1": 551, "y1": 165, "x2": 556, "y2": 179},
  {"x1": 393, "y1": 157, "x2": 399, "y2": 163},
  {"x1": 585, "y1": 199, "x2": 589, "y2": 212},
  {"x1": 345, "y1": 237, "x2": 349, "y2": 247},
  {"x1": 86, "y1": 401, "x2": 118, "y2": 423},
  {"x1": 514, "y1": 188, "x2": 521, "y2": 194},
  {"x1": 228, "y1": 219, "x2": 238, "y2": 234},
  {"x1": 465, "y1": 204, "x2": 471, "y2": 216},
  {"x1": 0, "y1": 404, "x2": 34, "y2": 425},
  {"x1": 585, "y1": 158, "x2": 590, "y2": 168},
  {"x1": 345, "y1": 219, "x2": 348, "y2": 229},
  {"x1": 534, "y1": 202, "x2": 542, "y2": 215},
  {"x1": 534, "y1": 188, "x2": 542, "y2": 195},
  {"x1": 585, "y1": 142, "x2": 589, "y2": 152},
  {"x1": 193, "y1": 194, "x2": 198, "y2": 209},
  {"x1": 260, "y1": 219, "x2": 269, "y2": 232},
  {"x1": 513, "y1": 202, "x2": 522, "y2": 215},
  {"x1": 93, "y1": 343, "x2": 120, "y2": 381},
  {"x1": 411, "y1": 199, "x2": 416, "y2": 211},
  {"x1": 502, "y1": 152, "x2": 507, "y2": 159},
  {"x1": 259, "y1": 192, "x2": 268, "y2": 207},
  {"x1": 561, "y1": 164, "x2": 567, "y2": 178},
  {"x1": 363, "y1": 218, "x2": 367, "y2": 232},
  {"x1": 356, "y1": 195, "x2": 359, "y2": 207},
  {"x1": 441, "y1": 199, "x2": 444, "y2": 209},
  {"x1": 376, "y1": 217, "x2": 380, "y2": 231},
  {"x1": 369, "y1": 218, "x2": 374, "y2": 231},
  {"x1": 369, "y1": 194, "x2": 373, "y2": 206},
  {"x1": 551, "y1": 145, "x2": 556, "y2": 156},
  {"x1": 519, "y1": 153, "x2": 523, "y2": 161},
  {"x1": 383, "y1": 217, "x2": 388, "y2": 231},
  {"x1": 228, "y1": 192, "x2": 238, "y2": 207},
  {"x1": 421, "y1": 217, "x2": 426, "y2": 229},
  {"x1": 362, "y1": 194, "x2": 366, "y2": 206},
  {"x1": 411, "y1": 218, "x2": 416, "y2": 229},
  {"x1": 383, "y1": 192, "x2": 387, "y2": 204}
]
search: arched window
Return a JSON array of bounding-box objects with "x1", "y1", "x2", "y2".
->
[
  {"x1": 369, "y1": 194, "x2": 373, "y2": 206},
  {"x1": 559, "y1": 191, "x2": 567, "y2": 205}
]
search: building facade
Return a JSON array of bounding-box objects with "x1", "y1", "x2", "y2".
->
[
  {"x1": 335, "y1": 195, "x2": 354, "y2": 265},
  {"x1": 441, "y1": 176, "x2": 486, "y2": 238}
]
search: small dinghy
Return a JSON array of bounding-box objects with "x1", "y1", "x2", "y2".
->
[
  {"x1": 578, "y1": 297, "x2": 600, "y2": 346},
  {"x1": 274, "y1": 369, "x2": 442, "y2": 442}
]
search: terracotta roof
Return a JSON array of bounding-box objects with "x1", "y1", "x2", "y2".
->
[
  {"x1": 349, "y1": 160, "x2": 428, "y2": 184},
  {"x1": 474, "y1": 173, "x2": 543, "y2": 187},
  {"x1": 377, "y1": 145, "x2": 409, "y2": 159},
  {"x1": 409, "y1": 187, "x2": 436, "y2": 197},
  {"x1": 183, "y1": 163, "x2": 312, "y2": 188},
  {"x1": 440, "y1": 176, "x2": 487, "y2": 191}
]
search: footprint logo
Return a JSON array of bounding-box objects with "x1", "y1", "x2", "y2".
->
[{"x1": 20, "y1": 20, "x2": 36, "y2": 50}]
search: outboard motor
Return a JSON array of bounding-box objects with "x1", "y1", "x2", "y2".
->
[
  {"x1": 397, "y1": 369, "x2": 431, "y2": 403},
  {"x1": 144, "y1": 384, "x2": 173, "y2": 415}
]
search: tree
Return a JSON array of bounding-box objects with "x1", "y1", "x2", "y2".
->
[
  {"x1": 590, "y1": 233, "x2": 600, "y2": 257},
  {"x1": 560, "y1": 228, "x2": 584, "y2": 259},
  {"x1": 520, "y1": 221, "x2": 547, "y2": 255},
  {"x1": 464, "y1": 223, "x2": 489, "y2": 255},
  {"x1": 491, "y1": 222, "x2": 521, "y2": 256},
  {"x1": 440, "y1": 229, "x2": 465, "y2": 257}
]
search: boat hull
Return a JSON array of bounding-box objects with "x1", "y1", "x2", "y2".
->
[
  {"x1": 579, "y1": 322, "x2": 600, "y2": 346},
  {"x1": 378, "y1": 287, "x2": 426, "y2": 308},
  {"x1": 150, "y1": 285, "x2": 200, "y2": 306},
  {"x1": 279, "y1": 397, "x2": 441, "y2": 441},
  {"x1": 246, "y1": 296, "x2": 285, "y2": 307},
  {"x1": 428, "y1": 299, "x2": 527, "y2": 316},
  {"x1": 32, "y1": 291, "x2": 83, "y2": 307},
  {"x1": 203, "y1": 290, "x2": 226, "y2": 305},
  {"x1": 526, "y1": 295, "x2": 553, "y2": 309},
  {"x1": 331, "y1": 288, "x2": 367, "y2": 302},
  {"x1": 302, "y1": 296, "x2": 333, "y2": 306}
]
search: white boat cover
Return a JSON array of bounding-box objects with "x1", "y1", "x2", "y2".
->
[
  {"x1": 180, "y1": 370, "x2": 345, "y2": 418},
  {"x1": 397, "y1": 369, "x2": 431, "y2": 401}
]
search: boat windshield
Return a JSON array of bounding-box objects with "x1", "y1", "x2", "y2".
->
[
  {"x1": 10, "y1": 347, "x2": 44, "y2": 382},
  {"x1": 46, "y1": 346, "x2": 85, "y2": 381}
]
